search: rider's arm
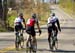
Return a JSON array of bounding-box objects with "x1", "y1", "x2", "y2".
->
[
  {"x1": 56, "y1": 19, "x2": 61, "y2": 32},
  {"x1": 36, "y1": 18, "x2": 41, "y2": 34},
  {"x1": 22, "y1": 18, "x2": 26, "y2": 28}
]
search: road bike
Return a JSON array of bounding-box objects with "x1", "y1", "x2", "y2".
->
[
  {"x1": 15, "y1": 30, "x2": 24, "y2": 50},
  {"x1": 26, "y1": 31, "x2": 40, "y2": 53},
  {"x1": 49, "y1": 30, "x2": 58, "y2": 51}
]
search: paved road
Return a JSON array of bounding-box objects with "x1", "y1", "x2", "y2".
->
[{"x1": 0, "y1": 5, "x2": 75, "y2": 53}]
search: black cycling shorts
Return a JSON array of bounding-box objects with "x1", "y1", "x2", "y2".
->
[
  {"x1": 15, "y1": 25, "x2": 23, "y2": 32},
  {"x1": 26, "y1": 26, "x2": 35, "y2": 36},
  {"x1": 48, "y1": 26, "x2": 52, "y2": 33},
  {"x1": 48, "y1": 25, "x2": 57, "y2": 33}
]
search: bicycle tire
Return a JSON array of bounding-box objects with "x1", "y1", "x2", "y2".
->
[
  {"x1": 55, "y1": 39, "x2": 58, "y2": 50},
  {"x1": 20, "y1": 34, "x2": 24, "y2": 48},
  {"x1": 15, "y1": 36, "x2": 20, "y2": 50},
  {"x1": 51, "y1": 36, "x2": 58, "y2": 50},
  {"x1": 28, "y1": 37, "x2": 37, "y2": 53},
  {"x1": 49, "y1": 36, "x2": 53, "y2": 50}
]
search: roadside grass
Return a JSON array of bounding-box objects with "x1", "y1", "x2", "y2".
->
[
  {"x1": 59, "y1": 0, "x2": 75, "y2": 18},
  {"x1": 39, "y1": 12, "x2": 49, "y2": 25},
  {"x1": 0, "y1": 26, "x2": 7, "y2": 32}
]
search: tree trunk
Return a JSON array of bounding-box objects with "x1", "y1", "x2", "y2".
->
[
  {"x1": 0, "y1": 0, "x2": 3, "y2": 19},
  {"x1": 3, "y1": 0, "x2": 8, "y2": 28}
]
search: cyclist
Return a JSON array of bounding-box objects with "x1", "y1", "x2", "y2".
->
[
  {"x1": 47, "y1": 13, "x2": 61, "y2": 49},
  {"x1": 14, "y1": 13, "x2": 26, "y2": 48},
  {"x1": 26, "y1": 13, "x2": 41, "y2": 51}
]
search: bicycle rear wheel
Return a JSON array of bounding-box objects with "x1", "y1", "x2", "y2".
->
[
  {"x1": 55, "y1": 39, "x2": 58, "y2": 50},
  {"x1": 15, "y1": 36, "x2": 20, "y2": 50},
  {"x1": 49, "y1": 36, "x2": 53, "y2": 50},
  {"x1": 32, "y1": 43, "x2": 37, "y2": 53},
  {"x1": 20, "y1": 34, "x2": 24, "y2": 48},
  {"x1": 29, "y1": 39, "x2": 37, "y2": 53},
  {"x1": 52, "y1": 37, "x2": 58, "y2": 50}
]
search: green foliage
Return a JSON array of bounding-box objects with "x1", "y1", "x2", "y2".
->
[
  {"x1": 0, "y1": 25, "x2": 7, "y2": 32},
  {"x1": 7, "y1": 10, "x2": 17, "y2": 28},
  {"x1": 7, "y1": 15, "x2": 16, "y2": 28}
]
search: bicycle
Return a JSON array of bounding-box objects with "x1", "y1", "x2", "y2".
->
[
  {"x1": 49, "y1": 30, "x2": 58, "y2": 51},
  {"x1": 15, "y1": 29, "x2": 24, "y2": 50},
  {"x1": 26, "y1": 31, "x2": 40, "y2": 53}
]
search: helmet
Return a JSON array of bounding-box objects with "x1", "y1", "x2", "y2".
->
[
  {"x1": 52, "y1": 13, "x2": 55, "y2": 16},
  {"x1": 32, "y1": 13, "x2": 36, "y2": 19},
  {"x1": 19, "y1": 13, "x2": 23, "y2": 16}
]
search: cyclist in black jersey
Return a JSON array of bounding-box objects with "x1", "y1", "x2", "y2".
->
[{"x1": 47, "y1": 13, "x2": 61, "y2": 49}]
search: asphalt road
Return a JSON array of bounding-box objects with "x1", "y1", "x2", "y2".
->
[{"x1": 0, "y1": 5, "x2": 75, "y2": 53}]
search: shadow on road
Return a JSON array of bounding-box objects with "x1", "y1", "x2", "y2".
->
[
  {"x1": 52, "y1": 49, "x2": 75, "y2": 53},
  {"x1": 37, "y1": 48, "x2": 50, "y2": 51},
  {"x1": 36, "y1": 49, "x2": 75, "y2": 53},
  {"x1": 33, "y1": 48, "x2": 75, "y2": 53},
  {"x1": 39, "y1": 27, "x2": 75, "y2": 29}
]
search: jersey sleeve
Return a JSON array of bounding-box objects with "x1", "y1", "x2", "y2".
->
[
  {"x1": 56, "y1": 18, "x2": 61, "y2": 31},
  {"x1": 22, "y1": 18, "x2": 25, "y2": 22},
  {"x1": 47, "y1": 17, "x2": 51, "y2": 24}
]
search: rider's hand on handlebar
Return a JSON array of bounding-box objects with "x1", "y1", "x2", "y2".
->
[
  {"x1": 59, "y1": 29, "x2": 61, "y2": 32},
  {"x1": 39, "y1": 30, "x2": 42, "y2": 36}
]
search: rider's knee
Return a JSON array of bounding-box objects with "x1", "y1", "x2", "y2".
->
[
  {"x1": 20, "y1": 33, "x2": 23, "y2": 36},
  {"x1": 15, "y1": 32, "x2": 19, "y2": 36},
  {"x1": 48, "y1": 34, "x2": 51, "y2": 41},
  {"x1": 33, "y1": 37, "x2": 36, "y2": 43}
]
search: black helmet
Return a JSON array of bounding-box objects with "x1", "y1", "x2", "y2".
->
[
  {"x1": 19, "y1": 13, "x2": 23, "y2": 16},
  {"x1": 52, "y1": 13, "x2": 55, "y2": 16},
  {"x1": 32, "y1": 13, "x2": 36, "y2": 18}
]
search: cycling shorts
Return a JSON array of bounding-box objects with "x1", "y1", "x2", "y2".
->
[
  {"x1": 26, "y1": 26, "x2": 35, "y2": 36},
  {"x1": 15, "y1": 25, "x2": 23, "y2": 32},
  {"x1": 48, "y1": 24, "x2": 57, "y2": 33}
]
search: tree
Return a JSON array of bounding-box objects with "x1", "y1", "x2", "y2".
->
[
  {"x1": 2, "y1": 0, "x2": 8, "y2": 28},
  {"x1": 0, "y1": 0, "x2": 3, "y2": 19}
]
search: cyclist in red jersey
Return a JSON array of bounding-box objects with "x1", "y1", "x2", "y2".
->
[{"x1": 26, "y1": 13, "x2": 41, "y2": 51}]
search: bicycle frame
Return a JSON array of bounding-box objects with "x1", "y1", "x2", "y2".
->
[
  {"x1": 15, "y1": 29, "x2": 24, "y2": 50},
  {"x1": 26, "y1": 31, "x2": 39, "y2": 53},
  {"x1": 50, "y1": 30, "x2": 58, "y2": 50}
]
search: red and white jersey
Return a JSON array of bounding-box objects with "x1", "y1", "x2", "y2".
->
[{"x1": 26, "y1": 18, "x2": 38, "y2": 26}]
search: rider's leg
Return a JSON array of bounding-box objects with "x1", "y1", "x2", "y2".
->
[
  {"x1": 48, "y1": 26, "x2": 52, "y2": 44},
  {"x1": 15, "y1": 28, "x2": 19, "y2": 50},
  {"x1": 48, "y1": 26, "x2": 52, "y2": 49},
  {"x1": 52, "y1": 27, "x2": 58, "y2": 47},
  {"x1": 32, "y1": 35, "x2": 37, "y2": 52},
  {"x1": 32, "y1": 35, "x2": 36, "y2": 46},
  {"x1": 26, "y1": 35, "x2": 31, "y2": 48},
  {"x1": 48, "y1": 32, "x2": 51, "y2": 44},
  {"x1": 19, "y1": 29, "x2": 24, "y2": 48},
  {"x1": 54, "y1": 27, "x2": 58, "y2": 41}
]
